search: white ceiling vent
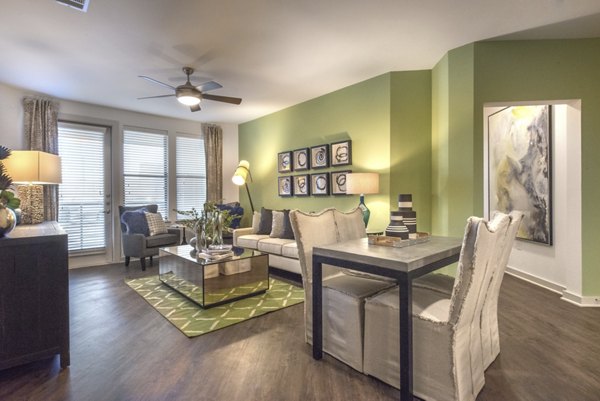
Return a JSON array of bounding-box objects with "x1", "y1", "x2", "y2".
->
[{"x1": 55, "y1": 0, "x2": 90, "y2": 12}]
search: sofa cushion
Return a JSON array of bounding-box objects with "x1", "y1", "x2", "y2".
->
[
  {"x1": 257, "y1": 237, "x2": 296, "y2": 255},
  {"x1": 281, "y1": 241, "x2": 299, "y2": 259},
  {"x1": 146, "y1": 232, "x2": 179, "y2": 248},
  {"x1": 251, "y1": 211, "x2": 261, "y2": 234},
  {"x1": 145, "y1": 211, "x2": 168, "y2": 236},
  {"x1": 270, "y1": 210, "x2": 285, "y2": 238},
  {"x1": 217, "y1": 202, "x2": 243, "y2": 229},
  {"x1": 281, "y1": 209, "x2": 295, "y2": 240},
  {"x1": 237, "y1": 234, "x2": 270, "y2": 249},
  {"x1": 257, "y1": 207, "x2": 274, "y2": 235},
  {"x1": 121, "y1": 208, "x2": 149, "y2": 236}
]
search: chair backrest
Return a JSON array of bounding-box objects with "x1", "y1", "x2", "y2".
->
[
  {"x1": 118, "y1": 204, "x2": 158, "y2": 233},
  {"x1": 448, "y1": 213, "x2": 511, "y2": 328}
]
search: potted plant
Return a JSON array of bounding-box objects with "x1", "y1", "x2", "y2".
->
[
  {"x1": 175, "y1": 201, "x2": 240, "y2": 251},
  {"x1": 0, "y1": 146, "x2": 21, "y2": 236}
]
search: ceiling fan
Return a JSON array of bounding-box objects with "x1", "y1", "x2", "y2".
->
[{"x1": 137, "y1": 67, "x2": 242, "y2": 112}]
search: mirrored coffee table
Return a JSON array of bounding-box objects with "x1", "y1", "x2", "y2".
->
[{"x1": 158, "y1": 245, "x2": 269, "y2": 308}]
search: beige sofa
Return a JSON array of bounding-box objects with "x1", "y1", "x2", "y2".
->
[{"x1": 233, "y1": 227, "x2": 301, "y2": 275}]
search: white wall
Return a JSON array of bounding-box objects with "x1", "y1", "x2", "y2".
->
[
  {"x1": 483, "y1": 101, "x2": 583, "y2": 303},
  {"x1": 0, "y1": 81, "x2": 239, "y2": 268}
]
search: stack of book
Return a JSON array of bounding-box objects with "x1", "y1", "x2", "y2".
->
[{"x1": 197, "y1": 246, "x2": 234, "y2": 261}]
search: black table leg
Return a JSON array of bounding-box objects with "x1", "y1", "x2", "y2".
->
[
  {"x1": 399, "y1": 275, "x2": 413, "y2": 401},
  {"x1": 312, "y1": 256, "x2": 323, "y2": 360}
]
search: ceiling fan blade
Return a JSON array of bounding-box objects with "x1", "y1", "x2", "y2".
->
[
  {"x1": 137, "y1": 94, "x2": 175, "y2": 100},
  {"x1": 190, "y1": 104, "x2": 201, "y2": 112},
  {"x1": 202, "y1": 94, "x2": 242, "y2": 105},
  {"x1": 138, "y1": 75, "x2": 176, "y2": 90},
  {"x1": 196, "y1": 81, "x2": 223, "y2": 92}
]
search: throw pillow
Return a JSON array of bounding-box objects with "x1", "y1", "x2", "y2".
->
[
  {"x1": 144, "y1": 211, "x2": 168, "y2": 236},
  {"x1": 281, "y1": 209, "x2": 295, "y2": 240},
  {"x1": 251, "y1": 211, "x2": 261, "y2": 234},
  {"x1": 257, "y1": 207, "x2": 273, "y2": 235},
  {"x1": 121, "y1": 208, "x2": 149, "y2": 236},
  {"x1": 270, "y1": 211, "x2": 285, "y2": 238}
]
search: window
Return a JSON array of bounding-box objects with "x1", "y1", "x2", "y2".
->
[
  {"x1": 123, "y1": 129, "x2": 168, "y2": 217},
  {"x1": 176, "y1": 135, "x2": 206, "y2": 218},
  {"x1": 58, "y1": 123, "x2": 107, "y2": 253}
]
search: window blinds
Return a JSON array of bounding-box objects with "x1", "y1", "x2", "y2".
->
[
  {"x1": 123, "y1": 129, "x2": 168, "y2": 217},
  {"x1": 176, "y1": 135, "x2": 206, "y2": 218},
  {"x1": 58, "y1": 124, "x2": 106, "y2": 252}
]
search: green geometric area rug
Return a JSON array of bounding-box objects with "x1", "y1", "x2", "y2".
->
[{"x1": 125, "y1": 276, "x2": 304, "y2": 338}]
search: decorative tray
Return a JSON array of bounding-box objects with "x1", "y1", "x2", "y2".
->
[{"x1": 368, "y1": 232, "x2": 430, "y2": 248}]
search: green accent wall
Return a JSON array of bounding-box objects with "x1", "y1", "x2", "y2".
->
[
  {"x1": 239, "y1": 71, "x2": 433, "y2": 233},
  {"x1": 390, "y1": 71, "x2": 432, "y2": 233},
  {"x1": 239, "y1": 74, "x2": 392, "y2": 231},
  {"x1": 472, "y1": 39, "x2": 600, "y2": 296}
]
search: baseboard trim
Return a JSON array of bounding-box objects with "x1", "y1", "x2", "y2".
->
[
  {"x1": 561, "y1": 291, "x2": 600, "y2": 307},
  {"x1": 506, "y1": 266, "x2": 600, "y2": 307},
  {"x1": 505, "y1": 266, "x2": 564, "y2": 294}
]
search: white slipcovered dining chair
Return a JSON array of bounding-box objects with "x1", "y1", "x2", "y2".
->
[
  {"x1": 412, "y1": 211, "x2": 524, "y2": 369},
  {"x1": 363, "y1": 214, "x2": 511, "y2": 401},
  {"x1": 289, "y1": 207, "x2": 394, "y2": 372}
]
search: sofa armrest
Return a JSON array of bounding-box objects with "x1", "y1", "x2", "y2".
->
[
  {"x1": 233, "y1": 227, "x2": 254, "y2": 246},
  {"x1": 122, "y1": 233, "x2": 147, "y2": 257}
]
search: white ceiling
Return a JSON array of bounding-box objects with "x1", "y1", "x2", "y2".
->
[{"x1": 1, "y1": 0, "x2": 600, "y2": 124}]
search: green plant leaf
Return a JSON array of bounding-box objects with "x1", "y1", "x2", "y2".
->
[{"x1": 0, "y1": 146, "x2": 11, "y2": 161}]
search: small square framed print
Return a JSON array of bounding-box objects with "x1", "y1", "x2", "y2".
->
[
  {"x1": 278, "y1": 176, "x2": 293, "y2": 197},
  {"x1": 330, "y1": 140, "x2": 352, "y2": 167},
  {"x1": 293, "y1": 174, "x2": 310, "y2": 196},
  {"x1": 310, "y1": 144, "x2": 329, "y2": 169},
  {"x1": 311, "y1": 172, "x2": 330, "y2": 196},
  {"x1": 278, "y1": 151, "x2": 293, "y2": 173},
  {"x1": 293, "y1": 148, "x2": 310, "y2": 171},
  {"x1": 331, "y1": 170, "x2": 352, "y2": 195}
]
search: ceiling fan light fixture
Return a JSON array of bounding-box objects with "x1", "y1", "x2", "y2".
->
[{"x1": 177, "y1": 95, "x2": 201, "y2": 106}]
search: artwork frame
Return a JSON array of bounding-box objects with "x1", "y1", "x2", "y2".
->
[
  {"x1": 310, "y1": 172, "x2": 329, "y2": 196},
  {"x1": 293, "y1": 174, "x2": 310, "y2": 197},
  {"x1": 278, "y1": 176, "x2": 293, "y2": 197},
  {"x1": 488, "y1": 105, "x2": 552, "y2": 245},
  {"x1": 277, "y1": 151, "x2": 293, "y2": 174},
  {"x1": 310, "y1": 144, "x2": 329, "y2": 169},
  {"x1": 331, "y1": 170, "x2": 351, "y2": 195},
  {"x1": 330, "y1": 140, "x2": 352, "y2": 167},
  {"x1": 292, "y1": 148, "x2": 310, "y2": 171}
]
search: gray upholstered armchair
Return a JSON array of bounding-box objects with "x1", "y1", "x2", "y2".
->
[{"x1": 119, "y1": 204, "x2": 180, "y2": 271}]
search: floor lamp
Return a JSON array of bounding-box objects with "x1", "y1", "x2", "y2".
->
[
  {"x1": 3, "y1": 150, "x2": 62, "y2": 224},
  {"x1": 232, "y1": 160, "x2": 255, "y2": 213},
  {"x1": 345, "y1": 172, "x2": 379, "y2": 227}
]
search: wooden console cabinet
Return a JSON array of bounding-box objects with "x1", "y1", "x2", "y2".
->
[{"x1": 0, "y1": 221, "x2": 70, "y2": 370}]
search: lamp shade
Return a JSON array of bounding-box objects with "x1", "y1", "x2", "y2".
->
[
  {"x1": 345, "y1": 173, "x2": 379, "y2": 195},
  {"x1": 232, "y1": 160, "x2": 251, "y2": 186},
  {"x1": 3, "y1": 150, "x2": 62, "y2": 184}
]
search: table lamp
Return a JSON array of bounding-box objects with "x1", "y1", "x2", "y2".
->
[
  {"x1": 3, "y1": 150, "x2": 62, "y2": 224},
  {"x1": 345, "y1": 172, "x2": 379, "y2": 226},
  {"x1": 232, "y1": 160, "x2": 255, "y2": 213}
]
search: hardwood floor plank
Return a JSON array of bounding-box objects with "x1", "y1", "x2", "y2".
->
[{"x1": 1, "y1": 264, "x2": 599, "y2": 400}]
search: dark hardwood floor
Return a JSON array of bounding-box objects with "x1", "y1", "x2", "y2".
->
[{"x1": 1, "y1": 262, "x2": 599, "y2": 401}]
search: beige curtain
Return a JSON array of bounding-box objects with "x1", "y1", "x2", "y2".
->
[
  {"x1": 23, "y1": 97, "x2": 60, "y2": 221},
  {"x1": 203, "y1": 123, "x2": 223, "y2": 203}
]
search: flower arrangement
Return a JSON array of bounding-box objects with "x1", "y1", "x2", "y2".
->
[
  {"x1": 175, "y1": 201, "x2": 241, "y2": 248},
  {"x1": 0, "y1": 146, "x2": 21, "y2": 210}
]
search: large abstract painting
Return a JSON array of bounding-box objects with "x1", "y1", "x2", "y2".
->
[{"x1": 488, "y1": 105, "x2": 552, "y2": 245}]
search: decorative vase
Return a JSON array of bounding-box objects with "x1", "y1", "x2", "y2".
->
[
  {"x1": 0, "y1": 205, "x2": 17, "y2": 237},
  {"x1": 211, "y1": 211, "x2": 224, "y2": 248},
  {"x1": 197, "y1": 229, "x2": 209, "y2": 252}
]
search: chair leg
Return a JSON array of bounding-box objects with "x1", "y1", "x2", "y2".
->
[
  {"x1": 150, "y1": 256, "x2": 153, "y2": 266},
  {"x1": 125, "y1": 256, "x2": 130, "y2": 266},
  {"x1": 140, "y1": 257, "x2": 146, "y2": 271}
]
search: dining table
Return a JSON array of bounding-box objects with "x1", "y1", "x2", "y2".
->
[{"x1": 312, "y1": 236, "x2": 462, "y2": 401}]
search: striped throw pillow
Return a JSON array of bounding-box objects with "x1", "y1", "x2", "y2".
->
[{"x1": 144, "y1": 212, "x2": 167, "y2": 236}]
